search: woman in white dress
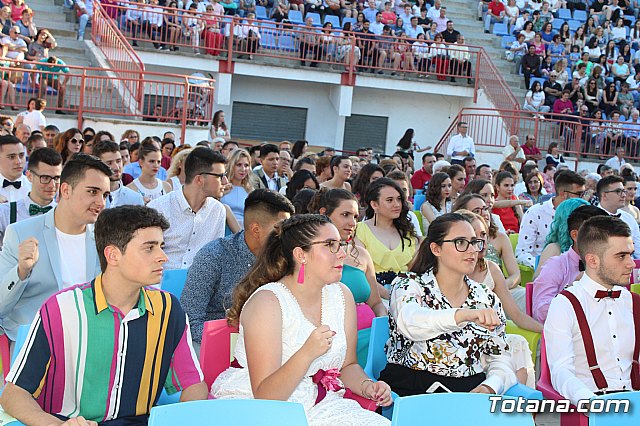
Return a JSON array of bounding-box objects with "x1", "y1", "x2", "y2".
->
[
  {"x1": 459, "y1": 209, "x2": 540, "y2": 388},
  {"x1": 126, "y1": 145, "x2": 172, "y2": 203},
  {"x1": 420, "y1": 172, "x2": 452, "y2": 232},
  {"x1": 212, "y1": 215, "x2": 392, "y2": 425}
]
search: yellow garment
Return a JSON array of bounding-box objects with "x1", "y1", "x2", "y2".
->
[{"x1": 355, "y1": 222, "x2": 417, "y2": 273}]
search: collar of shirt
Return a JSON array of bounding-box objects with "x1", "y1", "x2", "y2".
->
[
  {"x1": 577, "y1": 272, "x2": 625, "y2": 300},
  {"x1": 93, "y1": 274, "x2": 155, "y2": 316},
  {"x1": 175, "y1": 185, "x2": 211, "y2": 214}
]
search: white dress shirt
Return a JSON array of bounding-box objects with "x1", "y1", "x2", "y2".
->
[
  {"x1": 0, "y1": 173, "x2": 31, "y2": 203},
  {"x1": 446, "y1": 134, "x2": 475, "y2": 162},
  {"x1": 148, "y1": 186, "x2": 226, "y2": 270},
  {"x1": 545, "y1": 273, "x2": 635, "y2": 405},
  {"x1": 515, "y1": 198, "x2": 555, "y2": 268},
  {"x1": 600, "y1": 208, "x2": 640, "y2": 259},
  {"x1": 604, "y1": 156, "x2": 626, "y2": 171}
]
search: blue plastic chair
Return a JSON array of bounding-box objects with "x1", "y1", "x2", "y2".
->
[
  {"x1": 148, "y1": 399, "x2": 309, "y2": 426},
  {"x1": 342, "y1": 17, "x2": 356, "y2": 27},
  {"x1": 260, "y1": 29, "x2": 278, "y2": 49},
  {"x1": 552, "y1": 18, "x2": 564, "y2": 30},
  {"x1": 573, "y1": 9, "x2": 587, "y2": 22},
  {"x1": 288, "y1": 9, "x2": 303, "y2": 24},
  {"x1": 530, "y1": 76, "x2": 546, "y2": 89},
  {"x1": 557, "y1": 8, "x2": 572, "y2": 20},
  {"x1": 306, "y1": 12, "x2": 322, "y2": 26},
  {"x1": 391, "y1": 393, "x2": 535, "y2": 426},
  {"x1": 568, "y1": 19, "x2": 582, "y2": 31},
  {"x1": 278, "y1": 35, "x2": 298, "y2": 52},
  {"x1": 589, "y1": 391, "x2": 640, "y2": 425},
  {"x1": 161, "y1": 269, "x2": 189, "y2": 299},
  {"x1": 501, "y1": 35, "x2": 516, "y2": 49},
  {"x1": 323, "y1": 14, "x2": 341, "y2": 28},
  {"x1": 492, "y1": 23, "x2": 509, "y2": 36},
  {"x1": 255, "y1": 5, "x2": 268, "y2": 20}
]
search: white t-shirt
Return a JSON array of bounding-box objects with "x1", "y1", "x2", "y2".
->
[
  {"x1": 56, "y1": 229, "x2": 87, "y2": 289},
  {"x1": 22, "y1": 110, "x2": 46, "y2": 132}
]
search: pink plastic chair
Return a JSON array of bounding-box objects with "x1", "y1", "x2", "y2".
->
[
  {"x1": 1, "y1": 333, "x2": 10, "y2": 381},
  {"x1": 537, "y1": 334, "x2": 588, "y2": 426},
  {"x1": 525, "y1": 282, "x2": 533, "y2": 317},
  {"x1": 200, "y1": 319, "x2": 377, "y2": 411}
]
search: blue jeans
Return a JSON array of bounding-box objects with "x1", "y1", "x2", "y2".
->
[
  {"x1": 483, "y1": 14, "x2": 507, "y2": 32},
  {"x1": 78, "y1": 13, "x2": 90, "y2": 39}
]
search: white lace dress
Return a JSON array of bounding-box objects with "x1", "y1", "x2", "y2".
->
[
  {"x1": 480, "y1": 269, "x2": 536, "y2": 388},
  {"x1": 211, "y1": 282, "x2": 390, "y2": 426}
]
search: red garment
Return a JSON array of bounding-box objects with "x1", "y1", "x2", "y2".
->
[
  {"x1": 381, "y1": 11, "x2": 397, "y2": 25},
  {"x1": 493, "y1": 196, "x2": 520, "y2": 232},
  {"x1": 521, "y1": 144, "x2": 541, "y2": 157},
  {"x1": 161, "y1": 155, "x2": 171, "y2": 170},
  {"x1": 410, "y1": 168, "x2": 432, "y2": 190},
  {"x1": 488, "y1": 1, "x2": 505, "y2": 16}
]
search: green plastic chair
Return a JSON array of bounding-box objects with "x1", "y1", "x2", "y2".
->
[
  {"x1": 631, "y1": 283, "x2": 640, "y2": 295},
  {"x1": 413, "y1": 210, "x2": 424, "y2": 234},
  {"x1": 509, "y1": 233, "x2": 518, "y2": 253},
  {"x1": 519, "y1": 265, "x2": 534, "y2": 288},
  {"x1": 505, "y1": 320, "x2": 540, "y2": 364}
]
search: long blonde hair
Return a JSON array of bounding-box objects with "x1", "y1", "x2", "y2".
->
[
  {"x1": 227, "y1": 148, "x2": 254, "y2": 193},
  {"x1": 167, "y1": 148, "x2": 192, "y2": 179}
]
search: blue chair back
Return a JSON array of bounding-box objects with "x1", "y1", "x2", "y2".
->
[
  {"x1": 306, "y1": 12, "x2": 322, "y2": 26},
  {"x1": 255, "y1": 5, "x2": 268, "y2": 19},
  {"x1": 589, "y1": 391, "x2": 640, "y2": 425},
  {"x1": 161, "y1": 269, "x2": 189, "y2": 299},
  {"x1": 288, "y1": 9, "x2": 303, "y2": 24},
  {"x1": 342, "y1": 17, "x2": 356, "y2": 27},
  {"x1": 567, "y1": 19, "x2": 582, "y2": 31},
  {"x1": 501, "y1": 35, "x2": 516, "y2": 49},
  {"x1": 557, "y1": 8, "x2": 572, "y2": 20},
  {"x1": 492, "y1": 23, "x2": 509, "y2": 36},
  {"x1": 552, "y1": 18, "x2": 564, "y2": 30},
  {"x1": 573, "y1": 9, "x2": 587, "y2": 22},
  {"x1": 530, "y1": 76, "x2": 546, "y2": 89},
  {"x1": 323, "y1": 14, "x2": 341, "y2": 28},
  {"x1": 148, "y1": 399, "x2": 309, "y2": 426},
  {"x1": 391, "y1": 393, "x2": 534, "y2": 426},
  {"x1": 363, "y1": 316, "x2": 389, "y2": 380}
]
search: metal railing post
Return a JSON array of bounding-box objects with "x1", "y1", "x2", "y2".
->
[{"x1": 77, "y1": 70, "x2": 86, "y2": 129}]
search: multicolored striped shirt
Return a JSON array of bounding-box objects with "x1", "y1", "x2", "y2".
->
[{"x1": 7, "y1": 274, "x2": 203, "y2": 423}]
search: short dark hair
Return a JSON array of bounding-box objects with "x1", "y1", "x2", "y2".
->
[
  {"x1": 475, "y1": 164, "x2": 491, "y2": 175},
  {"x1": 596, "y1": 175, "x2": 624, "y2": 198},
  {"x1": 27, "y1": 147, "x2": 62, "y2": 170},
  {"x1": 463, "y1": 155, "x2": 475, "y2": 165},
  {"x1": 161, "y1": 138, "x2": 175, "y2": 149},
  {"x1": 0, "y1": 135, "x2": 22, "y2": 149},
  {"x1": 421, "y1": 152, "x2": 435, "y2": 162},
  {"x1": 26, "y1": 133, "x2": 45, "y2": 152},
  {"x1": 567, "y1": 205, "x2": 608, "y2": 233},
  {"x1": 259, "y1": 143, "x2": 279, "y2": 158},
  {"x1": 577, "y1": 215, "x2": 631, "y2": 262},
  {"x1": 43, "y1": 124, "x2": 59, "y2": 133},
  {"x1": 554, "y1": 170, "x2": 586, "y2": 192},
  {"x1": 244, "y1": 188, "x2": 295, "y2": 225},
  {"x1": 95, "y1": 205, "x2": 170, "y2": 272},
  {"x1": 184, "y1": 147, "x2": 226, "y2": 184},
  {"x1": 248, "y1": 144, "x2": 263, "y2": 156},
  {"x1": 60, "y1": 153, "x2": 112, "y2": 188},
  {"x1": 222, "y1": 140, "x2": 238, "y2": 150},
  {"x1": 92, "y1": 140, "x2": 120, "y2": 159}
]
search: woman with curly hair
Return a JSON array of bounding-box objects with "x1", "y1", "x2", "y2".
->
[
  {"x1": 120, "y1": 129, "x2": 140, "y2": 144},
  {"x1": 420, "y1": 172, "x2": 452, "y2": 232}
]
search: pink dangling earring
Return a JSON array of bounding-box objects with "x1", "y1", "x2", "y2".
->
[{"x1": 297, "y1": 262, "x2": 306, "y2": 284}]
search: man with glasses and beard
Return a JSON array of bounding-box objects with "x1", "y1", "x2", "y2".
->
[{"x1": 596, "y1": 175, "x2": 640, "y2": 258}]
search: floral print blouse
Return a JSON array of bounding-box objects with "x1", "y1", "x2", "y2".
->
[{"x1": 386, "y1": 270, "x2": 517, "y2": 394}]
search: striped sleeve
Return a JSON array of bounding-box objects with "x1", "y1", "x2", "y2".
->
[
  {"x1": 163, "y1": 315, "x2": 203, "y2": 395},
  {"x1": 7, "y1": 310, "x2": 52, "y2": 396}
]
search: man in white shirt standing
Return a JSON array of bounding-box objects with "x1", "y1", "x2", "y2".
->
[
  {"x1": 596, "y1": 175, "x2": 640, "y2": 258},
  {"x1": 22, "y1": 98, "x2": 46, "y2": 133},
  {"x1": 446, "y1": 121, "x2": 475, "y2": 166},
  {"x1": 0, "y1": 135, "x2": 31, "y2": 203},
  {"x1": 0, "y1": 148, "x2": 60, "y2": 249},
  {"x1": 93, "y1": 140, "x2": 145, "y2": 208},
  {"x1": 516, "y1": 170, "x2": 586, "y2": 268},
  {"x1": 148, "y1": 147, "x2": 227, "y2": 270},
  {"x1": 545, "y1": 215, "x2": 640, "y2": 405},
  {"x1": 604, "y1": 146, "x2": 626, "y2": 172}
]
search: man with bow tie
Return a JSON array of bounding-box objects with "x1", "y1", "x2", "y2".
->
[
  {"x1": 0, "y1": 148, "x2": 61, "y2": 250},
  {"x1": 0, "y1": 135, "x2": 31, "y2": 203},
  {"x1": 545, "y1": 216, "x2": 640, "y2": 405}
]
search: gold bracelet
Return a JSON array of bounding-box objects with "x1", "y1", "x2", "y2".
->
[{"x1": 361, "y1": 378, "x2": 375, "y2": 398}]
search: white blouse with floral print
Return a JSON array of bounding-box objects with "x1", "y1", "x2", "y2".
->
[{"x1": 386, "y1": 270, "x2": 517, "y2": 394}]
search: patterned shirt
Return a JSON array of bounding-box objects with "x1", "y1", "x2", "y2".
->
[
  {"x1": 515, "y1": 198, "x2": 556, "y2": 268},
  {"x1": 7, "y1": 275, "x2": 203, "y2": 423},
  {"x1": 387, "y1": 270, "x2": 516, "y2": 394}
]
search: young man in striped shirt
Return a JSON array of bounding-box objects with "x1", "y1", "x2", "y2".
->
[{"x1": 1, "y1": 205, "x2": 208, "y2": 426}]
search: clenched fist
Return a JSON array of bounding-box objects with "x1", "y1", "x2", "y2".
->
[{"x1": 18, "y1": 237, "x2": 39, "y2": 280}]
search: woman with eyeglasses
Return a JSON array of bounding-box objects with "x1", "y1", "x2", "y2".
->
[
  {"x1": 310, "y1": 189, "x2": 387, "y2": 366},
  {"x1": 54, "y1": 127, "x2": 84, "y2": 164},
  {"x1": 126, "y1": 144, "x2": 172, "y2": 203},
  {"x1": 459, "y1": 210, "x2": 539, "y2": 387},
  {"x1": 379, "y1": 213, "x2": 516, "y2": 396},
  {"x1": 212, "y1": 215, "x2": 393, "y2": 424}
]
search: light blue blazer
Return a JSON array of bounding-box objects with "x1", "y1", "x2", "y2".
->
[{"x1": 0, "y1": 209, "x2": 101, "y2": 340}]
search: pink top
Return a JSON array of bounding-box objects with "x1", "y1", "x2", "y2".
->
[{"x1": 533, "y1": 248, "x2": 581, "y2": 323}]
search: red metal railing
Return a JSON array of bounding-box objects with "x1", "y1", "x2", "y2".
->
[
  {"x1": 434, "y1": 107, "x2": 640, "y2": 164},
  {"x1": 101, "y1": 2, "x2": 484, "y2": 84},
  {"x1": 0, "y1": 58, "x2": 215, "y2": 140}
]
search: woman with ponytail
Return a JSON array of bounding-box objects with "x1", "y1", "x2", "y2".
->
[
  {"x1": 379, "y1": 213, "x2": 517, "y2": 396},
  {"x1": 309, "y1": 188, "x2": 387, "y2": 366},
  {"x1": 212, "y1": 215, "x2": 392, "y2": 424},
  {"x1": 354, "y1": 178, "x2": 418, "y2": 286}
]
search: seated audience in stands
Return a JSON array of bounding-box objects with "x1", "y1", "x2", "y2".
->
[
  {"x1": 211, "y1": 215, "x2": 393, "y2": 424},
  {"x1": 0, "y1": 154, "x2": 109, "y2": 342},
  {"x1": 182, "y1": 189, "x2": 294, "y2": 353},
  {"x1": 0, "y1": 205, "x2": 208, "y2": 425},
  {"x1": 545, "y1": 215, "x2": 640, "y2": 405},
  {"x1": 380, "y1": 213, "x2": 516, "y2": 396},
  {"x1": 516, "y1": 170, "x2": 586, "y2": 268},
  {"x1": 533, "y1": 203, "x2": 607, "y2": 323}
]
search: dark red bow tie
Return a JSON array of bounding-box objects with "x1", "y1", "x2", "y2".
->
[{"x1": 595, "y1": 289, "x2": 621, "y2": 300}]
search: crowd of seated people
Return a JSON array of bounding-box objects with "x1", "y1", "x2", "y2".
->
[{"x1": 0, "y1": 116, "x2": 638, "y2": 424}]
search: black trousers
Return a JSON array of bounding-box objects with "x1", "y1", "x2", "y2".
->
[{"x1": 378, "y1": 363, "x2": 487, "y2": 397}]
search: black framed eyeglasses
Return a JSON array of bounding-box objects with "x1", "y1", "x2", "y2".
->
[
  {"x1": 440, "y1": 238, "x2": 485, "y2": 252},
  {"x1": 564, "y1": 190, "x2": 586, "y2": 198},
  {"x1": 30, "y1": 170, "x2": 61, "y2": 184},
  {"x1": 301, "y1": 239, "x2": 349, "y2": 254},
  {"x1": 200, "y1": 172, "x2": 228, "y2": 180},
  {"x1": 604, "y1": 188, "x2": 626, "y2": 197},
  {"x1": 471, "y1": 206, "x2": 490, "y2": 215}
]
